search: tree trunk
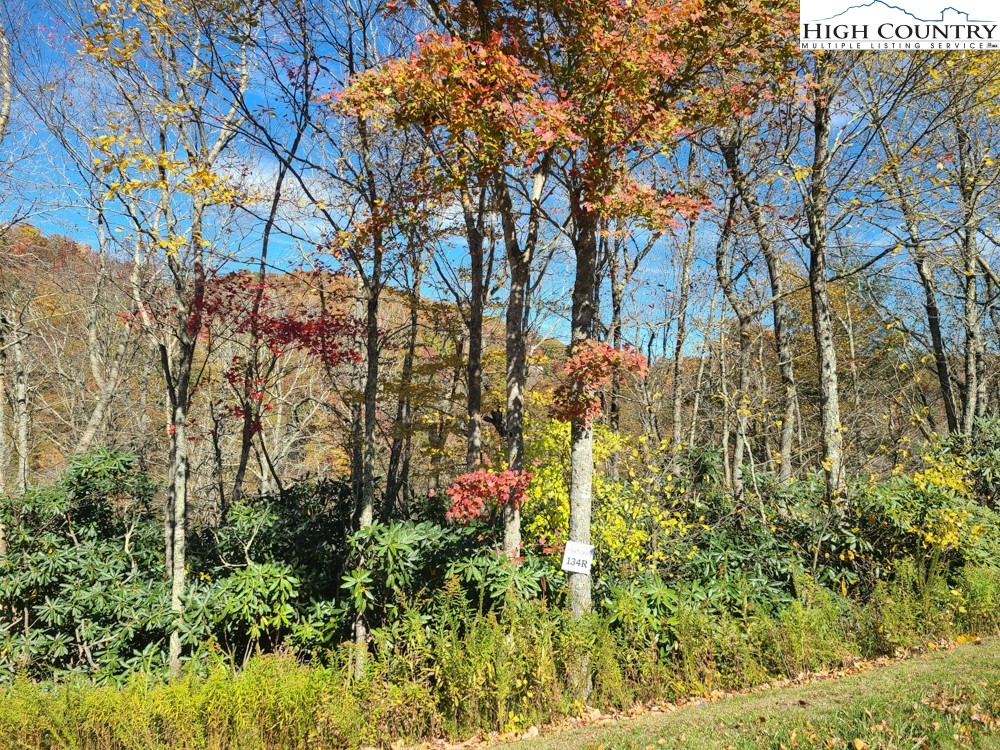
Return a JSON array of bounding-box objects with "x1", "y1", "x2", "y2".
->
[
  {"x1": 568, "y1": 203, "x2": 598, "y2": 617},
  {"x1": 385, "y1": 253, "x2": 425, "y2": 515},
  {"x1": 720, "y1": 140, "x2": 797, "y2": 482},
  {"x1": 960, "y1": 238, "x2": 982, "y2": 434},
  {"x1": 732, "y1": 329, "x2": 751, "y2": 507},
  {"x1": 917, "y1": 254, "x2": 959, "y2": 431},
  {"x1": 464, "y1": 196, "x2": 486, "y2": 471},
  {"x1": 0, "y1": 318, "x2": 7, "y2": 555},
  {"x1": 0, "y1": 321, "x2": 8, "y2": 496},
  {"x1": 608, "y1": 239, "x2": 624, "y2": 432},
  {"x1": 361, "y1": 262, "x2": 382, "y2": 527},
  {"x1": 11, "y1": 328, "x2": 28, "y2": 493},
  {"x1": 805, "y1": 60, "x2": 845, "y2": 503},
  {"x1": 714, "y1": 208, "x2": 751, "y2": 506},
  {"x1": 869, "y1": 111, "x2": 960, "y2": 434},
  {"x1": 164, "y1": 236, "x2": 207, "y2": 676},
  {"x1": 0, "y1": 17, "x2": 11, "y2": 147},
  {"x1": 496, "y1": 159, "x2": 548, "y2": 559},
  {"x1": 76, "y1": 245, "x2": 131, "y2": 455},
  {"x1": 354, "y1": 246, "x2": 382, "y2": 676},
  {"x1": 167, "y1": 382, "x2": 190, "y2": 676},
  {"x1": 719, "y1": 336, "x2": 732, "y2": 489},
  {"x1": 956, "y1": 124, "x2": 983, "y2": 435},
  {"x1": 75, "y1": 338, "x2": 127, "y2": 455},
  {"x1": 428, "y1": 336, "x2": 465, "y2": 496},
  {"x1": 501, "y1": 218, "x2": 527, "y2": 558},
  {"x1": 688, "y1": 292, "x2": 717, "y2": 446},
  {"x1": 670, "y1": 221, "x2": 696, "y2": 470},
  {"x1": 349, "y1": 284, "x2": 365, "y2": 518}
]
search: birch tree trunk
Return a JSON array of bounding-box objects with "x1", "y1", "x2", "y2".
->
[
  {"x1": 166, "y1": 370, "x2": 191, "y2": 675},
  {"x1": 568, "y1": 204, "x2": 598, "y2": 617},
  {"x1": 0, "y1": 17, "x2": 11, "y2": 147}
]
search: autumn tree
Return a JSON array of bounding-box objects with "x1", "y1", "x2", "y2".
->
[
  {"x1": 0, "y1": 15, "x2": 10, "y2": 151},
  {"x1": 717, "y1": 126, "x2": 798, "y2": 483},
  {"x1": 62, "y1": 0, "x2": 257, "y2": 674},
  {"x1": 535, "y1": 0, "x2": 793, "y2": 616},
  {"x1": 340, "y1": 11, "x2": 558, "y2": 559},
  {"x1": 927, "y1": 59, "x2": 1000, "y2": 434}
]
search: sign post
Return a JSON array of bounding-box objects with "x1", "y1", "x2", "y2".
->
[{"x1": 560, "y1": 541, "x2": 594, "y2": 576}]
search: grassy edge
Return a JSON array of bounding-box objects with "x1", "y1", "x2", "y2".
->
[{"x1": 501, "y1": 639, "x2": 1000, "y2": 750}]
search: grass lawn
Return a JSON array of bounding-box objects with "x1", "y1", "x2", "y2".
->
[{"x1": 511, "y1": 640, "x2": 1000, "y2": 750}]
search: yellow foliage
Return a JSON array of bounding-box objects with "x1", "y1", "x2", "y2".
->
[
  {"x1": 521, "y1": 416, "x2": 570, "y2": 545},
  {"x1": 522, "y1": 412, "x2": 690, "y2": 573}
]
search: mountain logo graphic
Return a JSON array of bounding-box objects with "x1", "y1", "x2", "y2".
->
[
  {"x1": 800, "y1": 0, "x2": 1000, "y2": 50},
  {"x1": 816, "y1": 2, "x2": 991, "y2": 23}
]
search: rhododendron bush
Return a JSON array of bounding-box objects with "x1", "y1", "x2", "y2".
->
[{"x1": 551, "y1": 339, "x2": 648, "y2": 426}]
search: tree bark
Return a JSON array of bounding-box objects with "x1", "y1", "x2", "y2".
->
[
  {"x1": 354, "y1": 241, "x2": 381, "y2": 676},
  {"x1": 496, "y1": 157, "x2": 549, "y2": 559},
  {"x1": 805, "y1": 59, "x2": 845, "y2": 503},
  {"x1": 0, "y1": 18, "x2": 11, "y2": 148},
  {"x1": 955, "y1": 123, "x2": 983, "y2": 435},
  {"x1": 463, "y1": 192, "x2": 487, "y2": 471},
  {"x1": 568, "y1": 202, "x2": 598, "y2": 617},
  {"x1": 163, "y1": 236, "x2": 206, "y2": 677},
  {"x1": 166, "y1": 384, "x2": 190, "y2": 676},
  {"x1": 720, "y1": 140, "x2": 797, "y2": 482},
  {"x1": 499, "y1": 194, "x2": 527, "y2": 558},
  {"x1": 11, "y1": 325, "x2": 28, "y2": 493}
]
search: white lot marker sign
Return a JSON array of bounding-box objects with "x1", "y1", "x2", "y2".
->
[{"x1": 561, "y1": 541, "x2": 594, "y2": 575}]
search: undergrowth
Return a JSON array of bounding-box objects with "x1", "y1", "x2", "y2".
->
[{"x1": 2, "y1": 566, "x2": 999, "y2": 750}]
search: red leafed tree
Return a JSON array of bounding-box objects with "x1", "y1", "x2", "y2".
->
[
  {"x1": 340, "y1": 26, "x2": 557, "y2": 561},
  {"x1": 445, "y1": 467, "x2": 532, "y2": 524},
  {"x1": 344, "y1": 0, "x2": 794, "y2": 611},
  {"x1": 522, "y1": 0, "x2": 794, "y2": 617},
  {"x1": 551, "y1": 339, "x2": 648, "y2": 427},
  {"x1": 198, "y1": 270, "x2": 360, "y2": 511}
]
